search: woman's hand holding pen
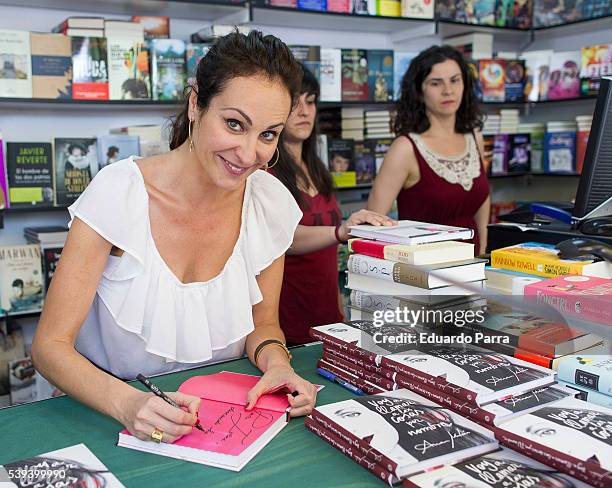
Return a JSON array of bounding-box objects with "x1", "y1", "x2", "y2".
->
[
  {"x1": 120, "y1": 389, "x2": 200, "y2": 443},
  {"x1": 245, "y1": 364, "x2": 317, "y2": 417},
  {"x1": 338, "y1": 209, "x2": 396, "y2": 242}
]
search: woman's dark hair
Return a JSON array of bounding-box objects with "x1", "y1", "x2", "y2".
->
[
  {"x1": 274, "y1": 64, "x2": 334, "y2": 209},
  {"x1": 393, "y1": 45, "x2": 484, "y2": 136},
  {"x1": 170, "y1": 30, "x2": 302, "y2": 150}
]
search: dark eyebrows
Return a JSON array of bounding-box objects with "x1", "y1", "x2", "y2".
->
[{"x1": 221, "y1": 107, "x2": 284, "y2": 130}]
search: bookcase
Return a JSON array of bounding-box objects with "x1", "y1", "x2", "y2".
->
[{"x1": 0, "y1": 0, "x2": 610, "y2": 347}]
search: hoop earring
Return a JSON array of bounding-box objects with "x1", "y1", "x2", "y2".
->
[
  {"x1": 266, "y1": 147, "x2": 280, "y2": 170},
  {"x1": 188, "y1": 119, "x2": 194, "y2": 152}
]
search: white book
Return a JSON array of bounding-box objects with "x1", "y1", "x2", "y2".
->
[
  {"x1": 320, "y1": 47, "x2": 341, "y2": 102},
  {"x1": 0, "y1": 29, "x2": 32, "y2": 98},
  {"x1": 349, "y1": 219, "x2": 474, "y2": 245},
  {"x1": 107, "y1": 37, "x2": 149, "y2": 100},
  {"x1": 341, "y1": 106, "x2": 365, "y2": 118},
  {"x1": 401, "y1": 0, "x2": 434, "y2": 18}
]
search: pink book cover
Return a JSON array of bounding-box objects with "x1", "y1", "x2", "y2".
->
[
  {"x1": 327, "y1": 0, "x2": 351, "y2": 12},
  {"x1": 0, "y1": 135, "x2": 9, "y2": 208},
  {"x1": 524, "y1": 275, "x2": 612, "y2": 325},
  {"x1": 118, "y1": 372, "x2": 291, "y2": 469}
]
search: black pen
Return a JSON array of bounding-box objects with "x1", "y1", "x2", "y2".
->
[{"x1": 136, "y1": 374, "x2": 204, "y2": 432}]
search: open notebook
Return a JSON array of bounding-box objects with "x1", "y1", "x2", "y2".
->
[{"x1": 117, "y1": 372, "x2": 293, "y2": 471}]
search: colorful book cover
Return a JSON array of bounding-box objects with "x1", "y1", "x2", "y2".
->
[
  {"x1": 401, "y1": 0, "x2": 435, "y2": 19},
  {"x1": 0, "y1": 29, "x2": 32, "y2": 98},
  {"x1": 327, "y1": 0, "x2": 351, "y2": 12},
  {"x1": 580, "y1": 44, "x2": 612, "y2": 96},
  {"x1": 42, "y1": 246, "x2": 63, "y2": 291},
  {"x1": 367, "y1": 49, "x2": 393, "y2": 101},
  {"x1": 496, "y1": 0, "x2": 532, "y2": 28},
  {"x1": 504, "y1": 59, "x2": 525, "y2": 102},
  {"x1": 519, "y1": 50, "x2": 552, "y2": 101},
  {"x1": 297, "y1": 0, "x2": 327, "y2": 10},
  {"x1": 0, "y1": 134, "x2": 8, "y2": 209},
  {"x1": 470, "y1": 0, "x2": 496, "y2": 25},
  {"x1": 108, "y1": 38, "x2": 150, "y2": 100},
  {"x1": 6, "y1": 142, "x2": 54, "y2": 208},
  {"x1": 71, "y1": 36, "x2": 109, "y2": 100},
  {"x1": 544, "y1": 131, "x2": 576, "y2": 173},
  {"x1": 547, "y1": 51, "x2": 581, "y2": 100},
  {"x1": 269, "y1": 0, "x2": 298, "y2": 5},
  {"x1": 491, "y1": 134, "x2": 509, "y2": 175},
  {"x1": 30, "y1": 33, "x2": 72, "y2": 99},
  {"x1": 320, "y1": 48, "x2": 342, "y2": 102},
  {"x1": 290, "y1": 45, "x2": 321, "y2": 82},
  {"x1": 371, "y1": 138, "x2": 392, "y2": 173},
  {"x1": 54, "y1": 138, "x2": 99, "y2": 206},
  {"x1": 393, "y1": 52, "x2": 416, "y2": 100},
  {"x1": 328, "y1": 138, "x2": 356, "y2": 187},
  {"x1": 354, "y1": 141, "x2": 376, "y2": 184},
  {"x1": 525, "y1": 275, "x2": 612, "y2": 327},
  {"x1": 435, "y1": 0, "x2": 456, "y2": 18},
  {"x1": 186, "y1": 43, "x2": 210, "y2": 81},
  {"x1": 0, "y1": 244, "x2": 43, "y2": 314},
  {"x1": 341, "y1": 49, "x2": 368, "y2": 101},
  {"x1": 151, "y1": 39, "x2": 186, "y2": 101},
  {"x1": 582, "y1": 0, "x2": 609, "y2": 20},
  {"x1": 131, "y1": 16, "x2": 169, "y2": 39},
  {"x1": 508, "y1": 133, "x2": 531, "y2": 173},
  {"x1": 378, "y1": 0, "x2": 401, "y2": 16},
  {"x1": 479, "y1": 59, "x2": 505, "y2": 102},
  {"x1": 97, "y1": 134, "x2": 140, "y2": 167}
]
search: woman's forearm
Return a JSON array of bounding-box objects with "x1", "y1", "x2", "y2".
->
[
  {"x1": 31, "y1": 340, "x2": 138, "y2": 425},
  {"x1": 474, "y1": 196, "x2": 491, "y2": 255},
  {"x1": 288, "y1": 224, "x2": 337, "y2": 255}
]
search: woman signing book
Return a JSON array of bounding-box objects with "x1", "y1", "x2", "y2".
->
[
  {"x1": 32, "y1": 31, "x2": 317, "y2": 444},
  {"x1": 367, "y1": 46, "x2": 491, "y2": 255}
]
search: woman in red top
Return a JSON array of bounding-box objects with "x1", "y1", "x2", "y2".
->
[
  {"x1": 368, "y1": 46, "x2": 490, "y2": 254},
  {"x1": 273, "y1": 65, "x2": 393, "y2": 345}
]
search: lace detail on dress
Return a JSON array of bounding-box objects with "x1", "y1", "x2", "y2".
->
[{"x1": 410, "y1": 133, "x2": 481, "y2": 191}]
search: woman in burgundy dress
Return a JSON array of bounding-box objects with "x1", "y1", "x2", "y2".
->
[
  {"x1": 273, "y1": 65, "x2": 393, "y2": 345},
  {"x1": 368, "y1": 46, "x2": 490, "y2": 254}
]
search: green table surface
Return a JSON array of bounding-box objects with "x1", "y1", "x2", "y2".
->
[{"x1": 0, "y1": 343, "x2": 389, "y2": 487}]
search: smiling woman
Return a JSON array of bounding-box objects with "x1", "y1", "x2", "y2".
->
[{"x1": 31, "y1": 30, "x2": 319, "y2": 446}]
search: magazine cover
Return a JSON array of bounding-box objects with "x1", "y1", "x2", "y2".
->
[
  {"x1": 0, "y1": 244, "x2": 44, "y2": 314},
  {"x1": 548, "y1": 51, "x2": 581, "y2": 100},
  {"x1": 54, "y1": 138, "x2": 99, "y2": 206}
]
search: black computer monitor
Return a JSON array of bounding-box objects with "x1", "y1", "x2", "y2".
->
[{"x1": 573, "y1": 76, "x2": 612, "y2": 221}]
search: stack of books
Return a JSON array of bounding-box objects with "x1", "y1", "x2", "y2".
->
[
  {"x1": 499, "y1": 109, "x2": 520, "y2": 134},
  {"x1": 364, "y1": 110, "x2": 392, "y2": 139},
  {"x1": 555, "y1": 353, "x2": 612, "y2": 408},
  {"x1": 345, "y1": 220, "x2": 487, "y2": 323}
]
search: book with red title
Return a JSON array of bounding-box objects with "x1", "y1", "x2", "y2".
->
[
  {"x1": 348, "y1": 239, "x2": 474, "y2": 265},
  {"x1": 524, "y1": 275, "x2": 612, "y2": 326}
]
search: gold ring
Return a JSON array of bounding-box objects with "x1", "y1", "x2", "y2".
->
[{"x1": 151, "y1": 428, "x2": 163, "y2": 443}]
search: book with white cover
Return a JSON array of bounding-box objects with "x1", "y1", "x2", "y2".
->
[
  {"x1": 349, "y1": 220, "x2": 473, "y2": 245},
  {"x1": 312, "y1": 388, "x2": 498, "y2": 478},
  {"x1": 320, "y1": 48, "x2": 341, "y2": 102}
]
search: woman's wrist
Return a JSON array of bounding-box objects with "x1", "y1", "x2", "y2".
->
[
  {"x1": 334, "y1": 223, "x2": 348, "y2": 244},
  {"x1": 257, "y1": 346, "x2": 293, "y2": 372}
]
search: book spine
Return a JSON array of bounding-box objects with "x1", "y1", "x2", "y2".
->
[
  {"x1": 557, "y1": 363, "x2": 612, "y2": 397},
  {"x1": 323, "y1": 344, "x2": 396, "y2": 380},
  {"x1": 304, "y1": 416, "x2": 396, "y2": 485},
  {"x1": 493, "y1": 427, "x2": 610, "y2": 487},
  {"x1": 309, "y1": 410, "x2": 399, "y2": 475},
  {"x1": 490, "y1": 250, "x2": 588, "y2": 278},
  {"x1": 393, "y1": 372, "x2": 494, "y2": 426},
  {"x1": 317, "y1": 360, "x2": 385, "y2": 395},
  {"x1": 348, "y1": 239, "x2": 386, "y2": 259},
  {"x1": 380, "y1": 357, "x2": 478, "y2": 404},
  {"x1": 309, "y1": 329, "x2": 379, "y2": 364},
  {"x1": 322, "y1": 351, "x2": 396, "y2": 390}
]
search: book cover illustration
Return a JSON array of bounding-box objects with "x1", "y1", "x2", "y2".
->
[
  {"x1": 435, "y1": 0, "x2": 456, "y2": 18},
  {"x1": 0, "y1": 29, "x2": 32, "y2": 98},
  {"x1": 548, "y1": 51, "x2": 581, "y2": 100},
  {"x1": 580, "y1": 44, "x2": 612, "y2": 96},
  {"x1": 504, "y1": 60, "x2": 525, "y2": 102},
  {"x1": 290, "y1": 45, "x2": 321, "y2": 81},
  {"x1": 393, "y1": 52, "x2": 416, "y2": 100},
  {"x1": 520, "y1": 50, "x2": 552, "y2": 101},
  {"x1": 186, "y1": 43, "x2": 210, "y2": 81},
  {"x1": 151, "y1": 39, "x2": 186, "y2": 101},
  {"x1": 30, "y1": 32, "x2": 72, "y2": 99},
  {"x1": 0, "y1": 320, "x2": 25, "y2": 407},
  {"x1": 0, "y1": 133, "x2": 8, "y2": 209},
  {"x1": 97, "y1": 134, "x2": 140, "y2": 167},
  {"x1": 43, "y1": 247, "x2": 63, "y2": 291},
  {"x1": 328, "y1": 138, "x2": 356, "y2": 187},
  {"x1": 544, "y1": 131, "x2": 576, "y2": 173},
  {"x1": 2, "y1": 443, "x2": 125, "y2": 487},
  {"x1": 496, "y1": 0, "x2": 532, "y2": 28},
  {"x1": 54, "y1": 138, "x2": 99, "y2": 206},
  {"x1": 341, "y1": 49, "x2": 368, "y2": 101},
  {"x1": 71, "y1": 36, "x2": 108, "y2": 100},
  {"x1": 479, "y1": 59, "x2": 505, "y2": 102},
  {"x1": 367, "y1": 50, "x2": 393, "y2": 102},
  {"x1": 470, "y1": 0, "x2": 496, "y2": 25},
  {"x1": 131, "y1": 16, "x2": 169, "y2": 39},
  {"x1": 508, "y1": 133, "x2": 530, "y2": 173},
  {"x1": 108, "y1": 39, "x2": 150, "y2": 100},
  {"x1": 402, "y1": 0, "x2": 435, "y2": 19},
  {"x1": 0, "y1": 244, "x2": 43, "y2": 314},
  {"x1": 6, "y1": 142, "x2": 54, "y2": 208},
  {"x1": 9, "y1": 356, "x2": 36, "y2": 405},
  {"x1": 354, "y1": 141, "x2": 375, "y2": 184},
  {"x1": 490, "y1": 134, "x2": 509, "y2": 175}
]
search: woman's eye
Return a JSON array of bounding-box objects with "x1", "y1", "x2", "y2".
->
[
  {"x1": 226, "y1": 119, "x2": 243, "y2": 132},
  {"x1": 261, "y1": 131, "x2": 277, "y2": 142}
]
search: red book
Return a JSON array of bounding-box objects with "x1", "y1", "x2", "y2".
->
[
  {"x1": 576, "y1": 129, "x2": 590, "y2": 173},
  {"x1": 323, "y1": 344, "x2": 396, "y2": 380},
  {"x1": 348, "y1": 238, "x2": 474, "y2": 264},
  {"x1": 524, "y1": 275, "x2": 612, "y2": 326},
  {"x1": 321, "y1": 351, "x2": 396, "y2": 391}
]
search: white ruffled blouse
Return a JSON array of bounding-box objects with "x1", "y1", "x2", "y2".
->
[{"x1": 69, "y1": 157, "x2": 302, "y2": 380}]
